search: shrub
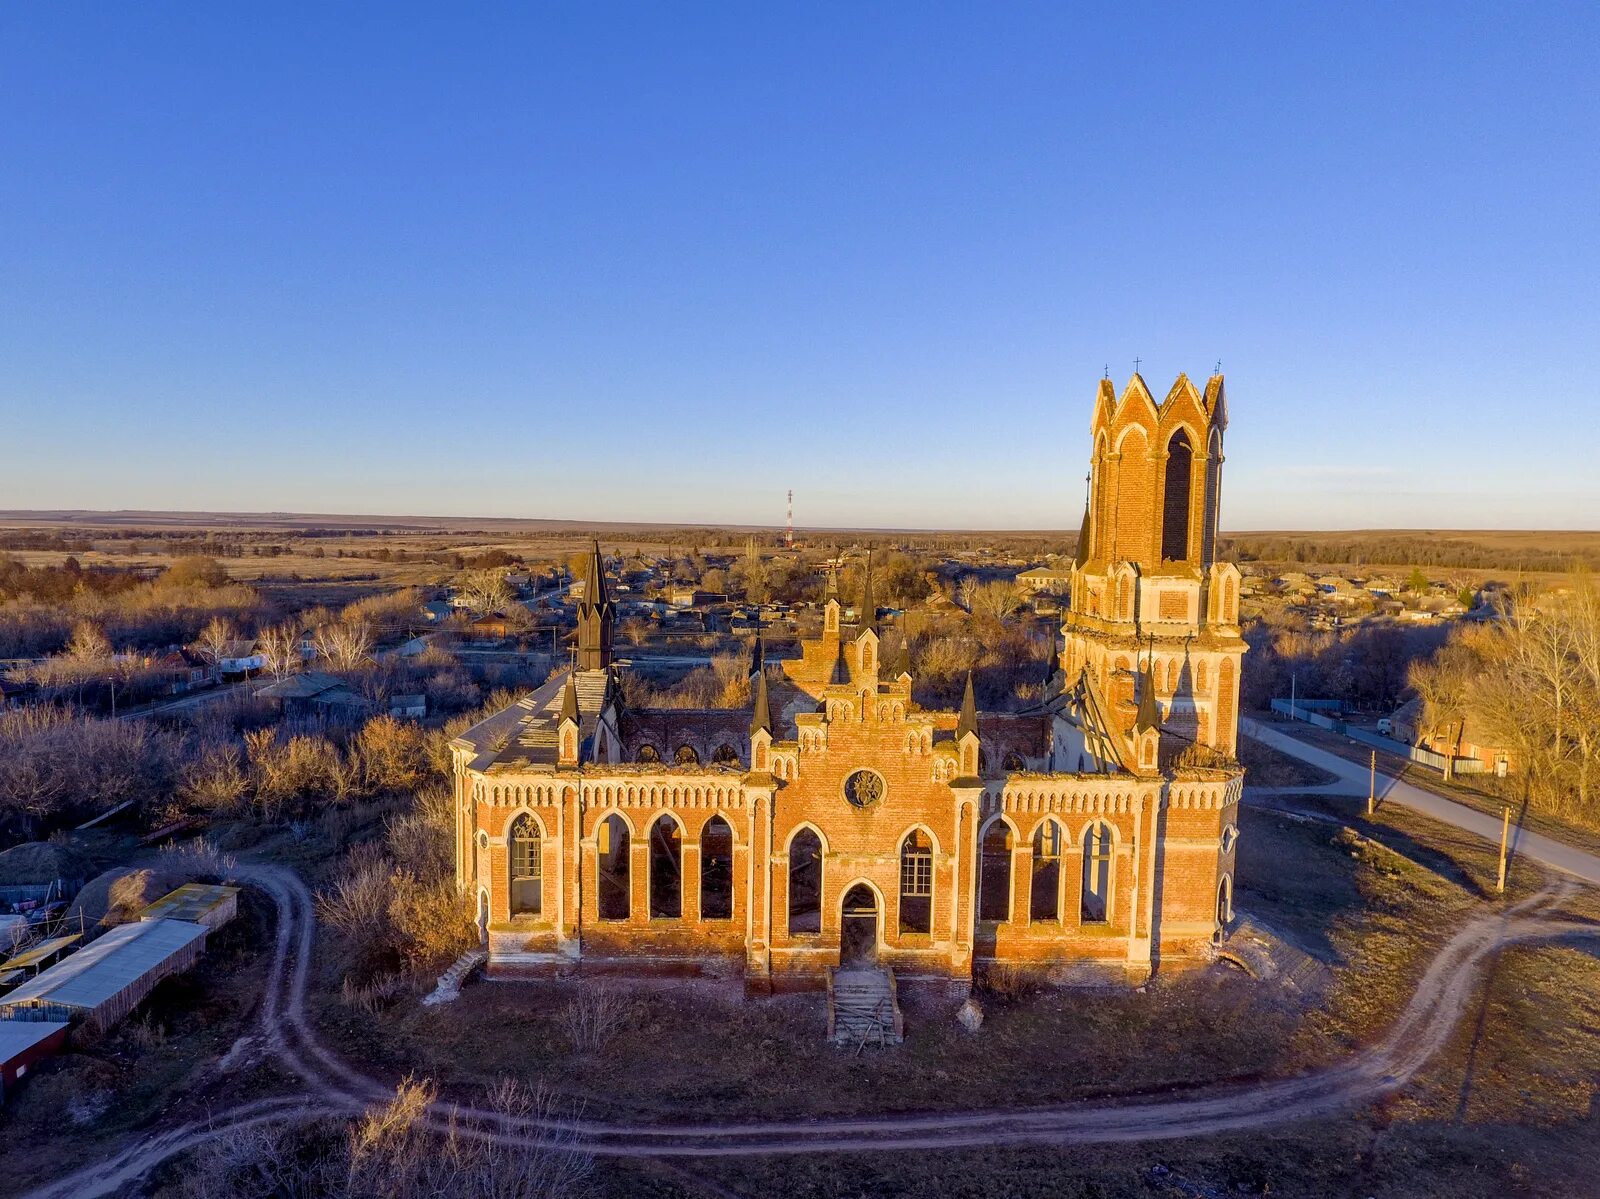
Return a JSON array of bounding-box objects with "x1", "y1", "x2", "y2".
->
[{"x1": 557, "y1": 985, "x2": 635, "y2": 1053}]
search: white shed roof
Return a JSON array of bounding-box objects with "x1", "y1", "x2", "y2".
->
[
  {"x1": 0, "y1": 919, "x2": 207, "y2": 1014},
  {"x1": 0, "y1": 1019, "x2": 69, "y2": 1063}
]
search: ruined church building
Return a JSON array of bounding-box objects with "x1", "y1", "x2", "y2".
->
[{"x1": 452, "y1": 372, "x2": 1246, "y2": 989}]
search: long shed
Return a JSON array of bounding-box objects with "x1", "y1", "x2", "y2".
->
[{"x1": 0, "y1": 919, "x2": 208, "y2": 1031}]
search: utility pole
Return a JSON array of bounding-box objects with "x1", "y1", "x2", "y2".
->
[
  {"x1": 1496, "y1": 805, "x2": 1511, "y2": 894},
  {"x1": 1367, "y1": 750, "x2": 1376, "y2": 817}
]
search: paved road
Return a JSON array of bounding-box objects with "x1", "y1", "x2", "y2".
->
[
  {"x1": 22, "y1": 863, "x2": 1600, "y2": 1197},
  {"x1": 1241, "y1": 717, "x2": 1600, "y2": 887}
]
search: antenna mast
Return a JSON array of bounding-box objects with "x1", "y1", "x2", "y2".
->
[{"x1": 785, "y1": 488, "x2": 794, "y2": 549}]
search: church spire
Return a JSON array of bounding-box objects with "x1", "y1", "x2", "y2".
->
[
  {"x1": 575, "y1": 540, "x2": 614, "y2": 671},
  {"x1": 859, "y1": 549, "x2": 877, "y2": 636},
  {"x1": 749, "y1": 666, "x2": 772, "y2": 738},
  {"x1": 957, "y1": 671, "x2": 978, "y2": 740}
]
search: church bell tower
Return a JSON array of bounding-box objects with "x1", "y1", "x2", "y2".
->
[{"x1": 1060, "y1": 372, "x2": 1245, "y2": 756}]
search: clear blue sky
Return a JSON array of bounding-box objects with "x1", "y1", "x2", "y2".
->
[{"x1": 3, "y1": 4, "x2": 1597, "y2": 530}]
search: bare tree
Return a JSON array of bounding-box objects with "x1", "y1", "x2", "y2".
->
[
  {"x1": 315, "y1": 621, "x2": 374, "y2": 671},
  {"x1": 195, "y1": 616, "x2": 234, "y2": 671},
  {"x1": 457, "y1": 568, "x2": 513, "y2": 615},
  {"x1": 256, "y1": 622, "x2": 303, "y2": 680}
]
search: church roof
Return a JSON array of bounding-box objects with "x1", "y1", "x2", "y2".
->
[{"x1": 453, "y1": 667, "x2": 615, "y2": 770}]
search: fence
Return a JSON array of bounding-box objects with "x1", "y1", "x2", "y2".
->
[{"x1": 1269, "y1": 698, "x2": 1485, "y2": 776}]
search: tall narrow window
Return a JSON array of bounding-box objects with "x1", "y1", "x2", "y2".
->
[
  {"x1": 1030, "y1": 820, "x2": 1061, "y2": 923},
  {"x1": 700, "y1": 815, "x2": 734, "y2": 920},
  {"x1": 978, "y1": 821, "x2": 1013, "y2": 922},
  {"x1": 1161, "y1": 429, "x2": 1193, "y2": 562},
  {"x1": 1081, "y1": 821, "x2": 1113, "y2": 923},
  {"x1": 648, "y1": 815, "x2": 683, "y2": 919},
  {"x1": 597, "y1": 814, "x2": 630, "y2": 921},
  {"x1": 788, "y1": 828, "x2": 822, "y2": 934},
  {"x1": 509, "y1": 815, "x2": 542, "y2": 916},
  {"x1": 898, "y1": 830, "x2": 933, "y2": 933}
]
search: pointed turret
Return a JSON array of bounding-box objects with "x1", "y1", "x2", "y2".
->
[
  {"x1": 1074, "y1": 500, "x2": 1092, "y2": 568},
  {"x1": 957, "y1": 671, "x2": 978, "y2": 740},
  {"x1": 557, "y1": 671, "x2": 582, "y2": 766},
  {"x1": 575, "y1": 540, "x2": 614, "y2": 671},
  {"x1": 749, "y1": 667, "x2": 772, "y2": 738},
  {"x1": 560, "y1": 671, "x2": 580, "y2": 725}
]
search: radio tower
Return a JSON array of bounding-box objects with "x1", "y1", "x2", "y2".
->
[{"x1": 785, "y1": 489, "x2": 794, "y2": 549}]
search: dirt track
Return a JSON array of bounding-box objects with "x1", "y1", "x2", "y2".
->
[{"x1": 21, "y1": 867, "x2": 1599, "y2": 1198}]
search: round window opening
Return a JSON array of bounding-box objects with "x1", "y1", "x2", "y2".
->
[{"x1": 843, "y1": 769, "x2": 886, "y2": 809}]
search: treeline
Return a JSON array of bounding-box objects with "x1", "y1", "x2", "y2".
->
[
  {"x1": 1409, "y1": 579, "x2": 1600, "y2": 823},
  {"x1": 1221, "y1": 534, "x2": 1600, "y2": 574},
  {"x1": 0, "y1": 558, "x2": 267, "y2": 660}
]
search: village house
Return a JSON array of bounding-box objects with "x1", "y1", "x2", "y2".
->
[{"x1": 451, "y1": 373, "x2": 1245, "y2": 992}]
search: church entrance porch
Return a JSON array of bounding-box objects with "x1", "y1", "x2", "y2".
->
[{"x1": 840, "y1": 884, "x2": 879, "y2": 967}]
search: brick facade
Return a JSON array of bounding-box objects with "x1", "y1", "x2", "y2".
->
[{"x1": 452, "y1": 374, "x2": 1246, "y2": 990}]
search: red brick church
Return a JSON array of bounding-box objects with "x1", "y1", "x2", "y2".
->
[{"x1": 451, "y1": 372, "x2": 1245, "y2": 989}]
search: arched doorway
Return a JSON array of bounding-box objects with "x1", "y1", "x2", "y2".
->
[{"x1": 839, "y1": 883, "x2": 879, "y2": 968}]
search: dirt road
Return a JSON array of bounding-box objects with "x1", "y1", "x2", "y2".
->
[{"x1": 22, "y1": 861, "x2": 1598, "y2": 1198}]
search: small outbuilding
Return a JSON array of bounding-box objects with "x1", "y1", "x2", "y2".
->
[
  {"x1": 0, "y1": 919, "x2": 208, "y2": 1031},
  {"x1": 0, "y1": 1019, "x2": 69, "y2": 1099},
  {"x1": 138, "y1": 884, "x2": 239, "y2": 931}
]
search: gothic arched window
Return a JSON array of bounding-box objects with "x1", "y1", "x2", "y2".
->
[
  {"x1": 509, "y1": 815, "x2": 541, "y2": 916},
  {"x1": 1162, "y1": 429, "x2": 1194, "y2": 562},
  {"x1": 597, "y1": 814, "x2": 630, "y2": 921},
  {"x1": 1030, "y1": 820, "x2": 1062, "y2": 923},
  {"x1": 700, "y1": 815, "x2": 734, "y2": 920},
  {"x1": 648, "y1": 815, "x2": 683, "y2": 920},
  {"x1": 637, "y1": 743, "x2": 661, "y2": 764},
  {"x1": 978, "y1": 821, "x2": 1013, "y2": 922},
  {"x1": 788, "y1": 828, "x2": 822, "y2": 934},
  {"x1": 675, "y1": 745, "x2": 700, "y2": 766},
  {"x1": 711, "y1": 743, "x2": 740, "y2": 766},
  {"x1": 1081, "y1": 821, "x2": 1113, "y2": 923},
  {"x1": 898, "y1": 830, "x2": 933, "y2": 934}
]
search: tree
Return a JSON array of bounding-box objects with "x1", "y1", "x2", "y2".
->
[
  {"x1": 257, "y1": 623, "x2": 304, "y2": 679},
  {"x1": 457, "y1": 568, "x2": 513, "y2": 615},
  {"x1": 195, "y1": 616, "x2": 234, "y2": 669},
  {"x1": 315, "y1": 621, "x2": 374, "y2": 671},
  {"x1": 65, "y1": 620, "x2": 113, "y2": 663},
  {"x1": 164, "y1": 556, "x2": 230, "y2": 589}
]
